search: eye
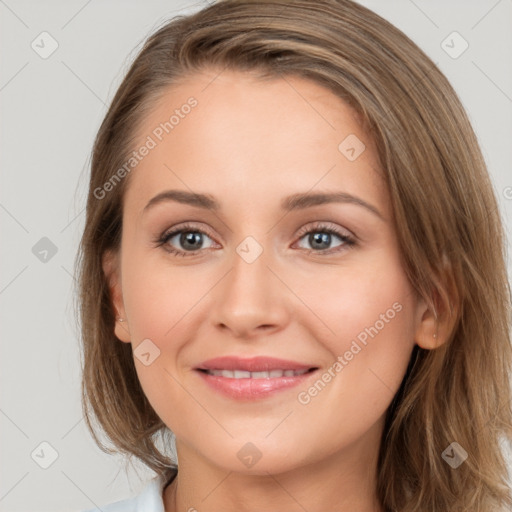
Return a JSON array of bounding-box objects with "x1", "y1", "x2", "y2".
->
[
  {"x1": 156, "y1": 222, "x2": 216, "y2": 257},
  {"x1": 294, "y1": 222, "x2": 355, "y2": 254},
  {"x1": 155, "y1": 221, "x2": 356, "y2": 257}
]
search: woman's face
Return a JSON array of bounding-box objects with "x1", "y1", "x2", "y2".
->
[{"x1": 105, "y1": 69, "x2": 428, "y2": 476}]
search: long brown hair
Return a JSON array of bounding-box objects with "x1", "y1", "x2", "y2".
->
[{"x1": 74, "y1": 1, "x2": 512, "y2": 510}]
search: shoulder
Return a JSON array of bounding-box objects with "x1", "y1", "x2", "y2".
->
[{"x1": 80, "y1": 473, "x2": 173, "y2": 512}]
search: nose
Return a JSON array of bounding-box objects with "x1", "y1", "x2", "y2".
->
[{"x1": 210, "y1": 245, "x2": 291, "y2": 340}]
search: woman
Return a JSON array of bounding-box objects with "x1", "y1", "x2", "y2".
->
[{"x1": 76, "y1": 1, "x2": 512, "y2": 510}]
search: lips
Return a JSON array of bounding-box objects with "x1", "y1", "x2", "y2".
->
[
  {"x1": 195, "y1": 356, "x2": 319, "y2": 400},
  {"x1": 197, "y1": 355, "x2": 316, "y2": 373}
]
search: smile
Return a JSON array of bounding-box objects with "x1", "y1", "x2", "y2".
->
[
  {"x1": 195, "y1": 356, "x2": 319, "y2": 399},
  {"x1": 202, "y1": 368, "x2": 312, "y2": 378}
]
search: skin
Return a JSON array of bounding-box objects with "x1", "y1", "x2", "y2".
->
[{"x1": 103, "y1": 69, "x2": 445, "y2": 512}]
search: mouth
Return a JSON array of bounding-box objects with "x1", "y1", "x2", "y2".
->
[
  {"x1": 197, "y1": 368, "x2": 316, "y2": 378},
  {"x1": 195, "y1": 356, "x2": 319, "y2": 400}
]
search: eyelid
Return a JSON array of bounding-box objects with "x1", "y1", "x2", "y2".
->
[
  {"x1": 295, "y1": 220, "x2": 354, "y2": 239},
  {"x1": 172, "y1": 222, "x2": 215, "y2": 239}
]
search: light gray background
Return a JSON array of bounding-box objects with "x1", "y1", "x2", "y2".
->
[{"x1": 1, "y1": 1, "x2": 511, "y2": 511}]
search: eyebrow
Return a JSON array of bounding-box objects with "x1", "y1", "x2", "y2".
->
[{"x1": 143, "y1": 189, "x2": 384, "y2": 220}]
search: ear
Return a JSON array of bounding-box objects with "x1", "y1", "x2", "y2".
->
[
  {"x1": 102, "y1": 249, "x2": 131, "y2": 343},
  {"x1": 414, "y1": 255, "x2": 459, "y2": 350}
]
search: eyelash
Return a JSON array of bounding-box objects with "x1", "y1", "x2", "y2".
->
[{"x1": 155, "y1": 222, "x2": 356, "y2": 258}]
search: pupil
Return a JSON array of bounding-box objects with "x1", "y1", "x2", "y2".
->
[{"x1": 311, "y1": 232, "x2": 330, "y2": 249}]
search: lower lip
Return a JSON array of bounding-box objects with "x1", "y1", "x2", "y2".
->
[{"x1": 196, "y1": 369, "x2": 318, "y2": 400}]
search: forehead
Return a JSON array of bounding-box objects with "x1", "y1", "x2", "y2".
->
[{"x1": 124, "y1": 69, "x2": 386, "y2": 218}]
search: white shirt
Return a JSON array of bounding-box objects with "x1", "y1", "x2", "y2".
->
[{"x1": 82, "y1": 472, "x2": 175, "y2": 512}]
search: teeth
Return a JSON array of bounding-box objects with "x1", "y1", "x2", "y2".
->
[{"x1": 206, "y1": 368, "x2": 310, "y2": 379}]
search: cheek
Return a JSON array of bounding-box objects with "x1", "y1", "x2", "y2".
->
[
  {"x1": 300, "y1": 255, "x2": 415, "y2": 354},
  {"x1": 296, "y1": 263, "x2": 417, "y2": 434},
  {"x1": 298, "y1": 257, "x2": 416, "y2": 396},
  {"x1": 120, "y1": 256, "x2": 202, "y2": 427},
  {"x1": 122, "y1": 253, "x2": 209, "y2": 342}
]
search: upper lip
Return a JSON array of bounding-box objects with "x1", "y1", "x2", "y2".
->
[{"x1": 197, "y1": 356, "x2": 317, "y2": 372}]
